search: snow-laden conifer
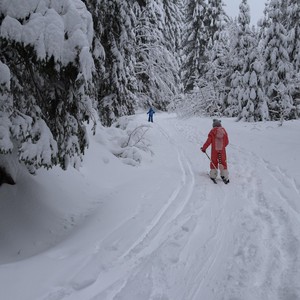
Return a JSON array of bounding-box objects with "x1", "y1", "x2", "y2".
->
[
  {"x1": 285, "y1": 0, "x2": 300, "y2": 115},
  {"x1": 226, "y1": 0, "x2": 252, "y2": 118},
  {"x1": 231, "y1": 0, "x2": 269, "y2": 122},
  {"x1": 162, "y1": 0, "x2": 184, "y2": 61},
  {"x1": 261, "y1": 0, "x2": 296, "y2": 121},
  {"x1": 134, "y1": 0, "x2": 180, "y2": 110},
  {"x1": 203, "y1": 23, "x2": 233, "y2": 116},
  {"x1": 96, "y1": 0, "x2": 137, "y2": 126},
  {"x1": 181, "y1": 0, "x2": 208, "y2": 92},
  {"x1": 0, "y1": 0, "x2": 95, "y2": 176},
  {"x1": 205, "y1": 0, "x2": 226, "y2": 44},
  {"x1": 196, "y1": 0, "x2": 228, "y2": 115},
  {"x1": 239, "y1": 38, "x2": 269, "y2": 121}
]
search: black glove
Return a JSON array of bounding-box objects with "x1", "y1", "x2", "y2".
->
[{"x1": 201, "y1": 147, "x2": 206, "y2": 153}]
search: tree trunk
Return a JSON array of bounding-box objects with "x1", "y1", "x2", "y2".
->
[{"x1": 0, "y1": 166, "x2": 16, "y2": 186}]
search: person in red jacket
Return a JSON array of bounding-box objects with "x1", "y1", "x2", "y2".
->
[{"x1": 201, "y1": 119, "x2": 229, "y2": 183}]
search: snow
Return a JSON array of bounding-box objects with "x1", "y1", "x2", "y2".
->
[
  {"x1": 0, "y1": 0, "x2": 94, "y2": 69},
  {"x1": 0, "y1": 61, "x2": 10, "y2": 87},
  {"x1": 18, "y1": 119, "x2": 58, "y2": 169},
  {"x1": 1, "y1": 112, "x2": 300, "y2": 300}
]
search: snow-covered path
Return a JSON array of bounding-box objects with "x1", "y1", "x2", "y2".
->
[{"x1": 1, "y1": 113, "x2": 300, "y2": 300}]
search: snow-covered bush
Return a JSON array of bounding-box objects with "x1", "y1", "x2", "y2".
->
[
  {"x1": 108, "y1": 117, "x2": 152, "y2": 167},
  {"x1": 170, "y1": 92, "x2": 205, "y2": 118},
  {"x1": 171, "y1": 86, "x2": 222, "y2": 119}
]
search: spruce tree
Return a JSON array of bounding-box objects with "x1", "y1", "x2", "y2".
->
[
  {"x1": 97, "y1": 0, "x2": 137, "y2": 126},
  {"x1": 204, "y1": 22, "x2": 234, "y2": 116},
  {"x1": 230, "y1": 0, "x2": 269, "y2": 121},
  {"x1": 162, "y1": 0, "x2": 184, "y2": 60},
  {"x1": 285, "y1": 0, "x2": 300, "y2": 115},
  {"x1": 226, "y1": 0, "x2": 252, "y2": 117},
  {"x1": 239, "y1": 32, "x2": 269, "y2": 121},
  {"x1": 199, "y1": 0, "x2": 228, "y2": 115},
  {"x1": 0, "y1": 0, "x2": 95, "y2": 176},
  {"x1": 205, "y1": 0, "x2": 226, "y2": 43},
  {"x1": 134, "y1": 0, "x2": 180, "y2": 109},
  {"x1": 181, "y1": 0, "x2": 208, "y2": 92},
  {"x1": 82, "y1": 0, "x2": 106, "y2": 119},
  {"x1": 261, "y1": 0, "x2": 296, "y2": 121}
]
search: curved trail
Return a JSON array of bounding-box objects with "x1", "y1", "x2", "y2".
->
[
  {"x1": 41, "y1": 115, "x2": 300, "y2": 300},
  {"x1": 172, "y1": 118, "x2": 300, "y2": 300}
]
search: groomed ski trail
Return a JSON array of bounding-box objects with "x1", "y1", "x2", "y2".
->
[
  {"x1": 40, "y1": 114, "x2": 300, "y2": 300},
  {"x1": 170, "y1": 116, "x2": 300, "y2": 300}
]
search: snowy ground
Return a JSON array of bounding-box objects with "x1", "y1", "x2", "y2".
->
[{"x1": 1, "y1": 113, "x2": 300, "y2": 300}]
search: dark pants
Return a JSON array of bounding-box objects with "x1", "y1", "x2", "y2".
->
[{"x1": 148, "y1": 115, "x2": 153, "y2": 122}]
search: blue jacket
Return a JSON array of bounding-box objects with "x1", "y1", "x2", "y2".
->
[{"x1": 147, "y1": 108, "x2": 155, "y2": 116}]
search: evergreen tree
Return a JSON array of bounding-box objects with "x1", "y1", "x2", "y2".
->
[
  {"x1": 285, "y1": 0, "x2": 300, "y2": 115},
  {"x1": 226, "y1": 0, "x2": 252, "y2": 117},
  {"x1": 162, "y1": 0, "x2": 184, "y2": 60},
  {"x1": 181, "y1": 0, "x2": 208, "y2": 92},
  {"x1": 82, "y1": 0, "x2": 106, "y2": 120},
  {"x1": 228, "y1": 0, "x2": 269, "y2": 122},
  {"x1": 204, "y1": 22, "x2": 233, "y2": 116},
  {"x1": 285, "y1": 0, "x2": 300, "y2": 71},
  {"x1": 205, "y1": 0, "x2": 226, "y2": 43},
  {"x1": 239, "y1": 33, "x2": 269, "y2": 121},
  {"x1": 134, "y1": 0, "x2": 180, "y2": 109},
  {"x1": 97, "y1": 0, "x2": 137, "y2": 126},
  {"x1": 0, "y1": 0, "x2": 95, "y2": 176},
  {"x1": 261, "y1": 0, "x2": 296, "y2": 120},
  {"x1": 197, "y1": 0, "x2": 228, "y2": 115},
  {"x1": 162, "y1": 0, "x2": 183, "y2": 93},
  {"x1": 289, "y1": 1, "x2": 300, "y2": 71}
]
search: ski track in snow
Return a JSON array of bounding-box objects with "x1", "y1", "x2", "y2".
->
[
  {"x1": 174, "y1": 120, "x2": 300, "y2": 300},
  {"x1": 40, "y1": 116, "x2": 300, "y2": 300}
]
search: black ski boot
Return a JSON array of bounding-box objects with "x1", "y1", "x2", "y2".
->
[{"x1": 221, "y1": 176, "x2": 230, "y2": 184}]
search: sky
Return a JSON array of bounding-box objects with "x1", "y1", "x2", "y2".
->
[{"x1": 223, "y1": 0, "x2": 267, "y2": 25}]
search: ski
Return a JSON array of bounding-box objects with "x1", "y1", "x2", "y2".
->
[
  {"x1": 221, "y1": 176, "x2": 230, "y2": 184},
  {"x1": 208, "y1": 175, "x2": 229, "y2": 184},
  {"x1": 210, "y1": 177, "x2": 217, "y2": 184}
]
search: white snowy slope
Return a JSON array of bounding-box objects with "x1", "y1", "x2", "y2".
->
[{"x1": 0, "y1": 113, "x2": 300, "y2": 300}]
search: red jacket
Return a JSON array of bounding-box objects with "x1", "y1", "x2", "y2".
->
[{"x1": 202, "y1": 127, "x2": 229, "y2": 153}]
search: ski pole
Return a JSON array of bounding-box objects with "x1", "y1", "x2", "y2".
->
[{"x1": 204, "y1": 151, "x2": 218, "y2": 170}]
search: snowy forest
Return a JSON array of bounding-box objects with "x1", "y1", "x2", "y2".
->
[{"x1": 0, "y1": 0, "x2": 300, "y2": 182}]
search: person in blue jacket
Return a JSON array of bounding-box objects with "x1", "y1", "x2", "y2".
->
[{"x1": 147, "y1": 107, "x2": 155, "y2": 122}]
